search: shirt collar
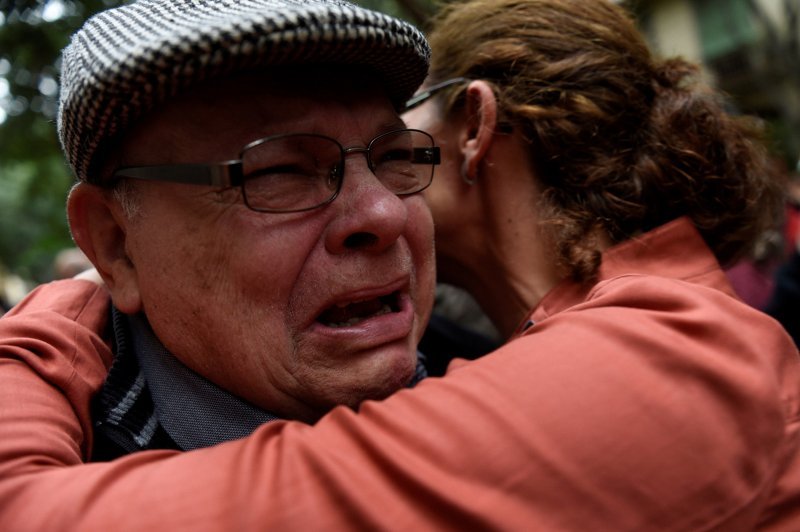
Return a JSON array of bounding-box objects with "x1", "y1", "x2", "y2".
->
[{"x1": 127, "y1": 313, "x2": 278, "y2": 450}]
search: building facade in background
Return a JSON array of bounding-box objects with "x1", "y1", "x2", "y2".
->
[{"x1": 632, "y1": 0, "x2": 800, "y2": 168}]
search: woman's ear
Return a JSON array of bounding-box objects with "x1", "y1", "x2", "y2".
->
[
  {"x1": 459, "y1": 80, "x2": 499, "y2": 184},
  {"x1": 67, "y1": 182, "x2": 143, "y2": 313}
]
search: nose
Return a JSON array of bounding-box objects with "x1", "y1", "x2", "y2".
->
[{"x1": 324, "y1": 154, "x2": 408, "y2": 254}]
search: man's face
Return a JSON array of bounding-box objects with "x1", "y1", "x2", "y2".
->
[{"x1": 111, "y1": 70, "x2": 436, "y2": 422}]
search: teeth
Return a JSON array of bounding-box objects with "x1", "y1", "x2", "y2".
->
[
  {"x1": 327, "y1": 303, "x2": 393, "y2": 328},
  {"x1": 334, "y1": 297, "x2": 375, "y2": 309}
]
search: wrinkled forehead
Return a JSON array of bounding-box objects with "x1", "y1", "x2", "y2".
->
[{"x1": 115, "y1": 66, "x2": 401, "y2": 167}]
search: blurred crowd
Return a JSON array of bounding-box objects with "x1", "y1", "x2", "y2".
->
[{"x1": 0, "y1": 247, "x2": 92, "y2": 315}]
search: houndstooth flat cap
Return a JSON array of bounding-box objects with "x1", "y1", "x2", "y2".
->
[{"x1": 58, "y1": 0, "x2": 430, "y2": 184}]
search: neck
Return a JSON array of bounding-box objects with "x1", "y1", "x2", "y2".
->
[
  {"x1": 434, "y1": 134, "x2": 567, "y2": 339},
  {"x1": 436, "y1": 200, "x2": 563, "y2": 340},
  {"x1": 438, "y1": 259, "x2": 553, "y2": 340}
]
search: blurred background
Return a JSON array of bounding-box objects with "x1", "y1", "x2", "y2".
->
[{"x1": 0, "y1": 0, "x2": 799, "y2": 309}]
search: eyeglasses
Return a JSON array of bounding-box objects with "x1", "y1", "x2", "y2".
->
[
  {"x1": 404, "y1": 77, "x2": 472, "y2": 112},
  {"x1": 111, "y1": 128, "x2": 440, "y2": 213}
]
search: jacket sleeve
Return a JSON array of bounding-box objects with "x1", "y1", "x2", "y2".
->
[{"x1": 0, "y1": 278, "x2": 797, "y2": 531}]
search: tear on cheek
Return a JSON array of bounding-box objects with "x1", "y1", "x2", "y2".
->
[{"x1": 317, "y1": 292, "x2": 400, "y2": 328}]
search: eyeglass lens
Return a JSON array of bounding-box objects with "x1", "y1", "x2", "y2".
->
[{"x1": 241, "y1": 129, "x2": 436, "y2": 213}]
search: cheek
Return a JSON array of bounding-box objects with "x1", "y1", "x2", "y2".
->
[
  {"x1": 406, "y1": 198, "x2": 436, "y2": 319},
  {"x1": 132, "y1": 219, "x2": 230, "y2": 296},
  {"x1": 401, "y1": 107, "x2": 424, "y2": 130},
  {"x1": 422, "y1": 132, "x2": 462, "y2": 222},
  {"x1": 402, "y1": 105, "x2": 438, "y2": 133},
  {"x1": 205, "y1": 216, "x2": 326, "y2": 332},
  {"x1": 129, "y1": 213, "x2": 330, "y2": 402},
  {"x1": 406, "y1": 194, "x2": 435, "y2": 249},
  {"x1": 130, "y1": 209, "x2": 323, "y2": 348},
  {"x1": 423, "y1": 167, "x2": 460, "y2": 234}
]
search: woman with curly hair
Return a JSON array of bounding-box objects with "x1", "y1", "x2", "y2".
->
[
  {"x1": 404, "y1": 0, "x2": 800, "y2": 527},
  {"x1": 405, "y1": 0, "x2": 786, "y2": 337}
]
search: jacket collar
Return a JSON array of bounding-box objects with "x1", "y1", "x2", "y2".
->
[{"x1": 519, "y1": 217, "x2": 736, "y2": 334}]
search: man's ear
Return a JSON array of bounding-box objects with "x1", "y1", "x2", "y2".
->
[
  {"x1": 459, "y1": 80, "x2": 499, "y2": 184},
  {"x1": 67, "y1": 182, "x2": 143, "y2": 313}
]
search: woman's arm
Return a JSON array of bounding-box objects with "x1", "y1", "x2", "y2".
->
[{"x1": 0, "y1": 278, "x2": 796, "y2": 530}]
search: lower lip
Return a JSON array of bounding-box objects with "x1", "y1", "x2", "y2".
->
[{"x1": 309, "y1": 293, "x2": 416, "y2": 349}]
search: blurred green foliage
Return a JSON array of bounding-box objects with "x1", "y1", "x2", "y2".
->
[{"x1": 0, "y1": 0, "x2": 126, "y2": 282}]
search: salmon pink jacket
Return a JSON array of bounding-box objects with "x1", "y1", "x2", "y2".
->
[{"x1": 0, "y1": 217, "x2": 798, "y2": 531}]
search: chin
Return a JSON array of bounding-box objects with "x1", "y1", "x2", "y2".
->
[{"x1": 322, "y1": 352, "x2": 418, "y2": 413}]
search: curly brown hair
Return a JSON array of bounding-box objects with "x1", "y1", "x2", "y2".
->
[{"x1": 425, "y1": 0, "x2": 785, "y2": 282}]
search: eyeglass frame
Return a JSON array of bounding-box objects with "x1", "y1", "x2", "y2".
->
[
  {"x1": 111, "y1": 128, "x2": 441, "y2": 214},
  {"x1": 404, "y1": 77, "x2": 473, "y2": 112}
]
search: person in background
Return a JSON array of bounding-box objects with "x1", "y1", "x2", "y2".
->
[
  {"x1": 767, "y1": 234, "x2": 800, "y2": 346},
  {"x1": 723, "y1": 160, "x2": 796, "y2": 312},
  {"x1": 52, "y1": 247, "x2": 92, "y2": 280},
  {"x1": 0, "y1": 265, "x2": 29, "y2": 314},
  {"x1": 765, "y1": 175, "x2": 800, "y2": 345},
  {"x1": 0, "y1": 0, "x2": 799, "y2": 529},
  {"x1": 0, "y1": 269, "x2": 9, "y2": 315}
]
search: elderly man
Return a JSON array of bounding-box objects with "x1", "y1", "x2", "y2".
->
[
  {"x1": 53, "y1": 0, "x2": 435, "y2": 457},
  {"x1": 3, "y1": 0, "x2": 437, "y2": 464}
]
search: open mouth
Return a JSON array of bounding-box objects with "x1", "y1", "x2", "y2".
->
[{"x1": 317, "y1": 292, "x2": 401, "y2": 328}]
